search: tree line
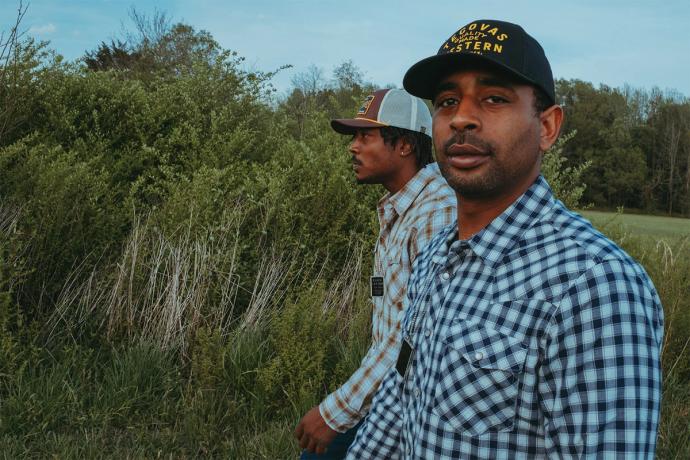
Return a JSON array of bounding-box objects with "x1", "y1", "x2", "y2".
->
[{"x1": 557, "y1": 80, "x2": 690, "y2": 215}]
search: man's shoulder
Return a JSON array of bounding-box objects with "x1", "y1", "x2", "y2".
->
[
  {"x1": 412, "y1": 221, "x2": 455, "y2": 267},
  {"x1": 408, "y1": 164, "x2": 456, "y2": 218},
  {"x1": 539, "y1": 204, "x2": 662, "y2": 343},
  {"x1": 420, "y1": 163, "x2": 453, "y2": 196},
  {"x1": 538, "y1": 202, "x2": 654, "y2": 289},
  {"x1": 548, "y1": 205, "x2": 630, "y2": 261}
]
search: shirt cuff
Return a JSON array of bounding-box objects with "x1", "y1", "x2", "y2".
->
[{"x1": 319, "y1": 390, "x2": 362, "y2": 433}]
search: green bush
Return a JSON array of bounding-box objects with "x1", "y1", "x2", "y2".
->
[
  {"x1": 257, "y1": 283, "x2": 339, "y2": 415},
  {"x1": 542, "y1": 130, "x2": 592, "y2": 209},
  {"x1": 0, "y1": 139, "x2": 124, "y2": 312},
  {"x1": 0, "y1": 203, "x2": 34, "y2": 382}
]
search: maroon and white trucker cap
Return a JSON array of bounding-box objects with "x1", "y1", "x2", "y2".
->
[{"x1": 331, "y1": 88, "x2": 432, "y2": 138}]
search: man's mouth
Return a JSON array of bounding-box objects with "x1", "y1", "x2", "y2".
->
[{"x1": 445, "y1": 143, "x2": 490, "y2": 169}]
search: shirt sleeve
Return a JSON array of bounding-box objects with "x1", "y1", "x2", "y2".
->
[
  {"x1": 345, "y1": 232, "x2": 434, "y2": 458},
  {"x1": 539, "y1": 259, "x2": 664, "y2": 458},
  {"x1": 407, "y1": 202, "x2": 455, "y2": 267},
  {"x1": 319, "y1": 319, "x2": 403, "y2": 432},
  {"x1": 345, "y1": 368, "x2": 405, "y2": 459},
  {"x1": 319, "y1": 203, "x2": 456, "y2": 432}
]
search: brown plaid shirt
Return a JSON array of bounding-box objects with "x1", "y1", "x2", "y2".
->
[{"x1": 320, "y1": 163, "x2": 456, "y2": 432}]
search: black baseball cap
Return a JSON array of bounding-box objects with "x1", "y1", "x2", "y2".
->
[{"x1": 403, "y1": 20, "x2": 555, "y2": 105}]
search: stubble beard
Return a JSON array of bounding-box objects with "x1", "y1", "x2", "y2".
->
[
  {"x1": 437, "y1": 133, "x2": 503, "y2": 199},
  {"x1": 437, "y1": 130, "x2": 541, "y2": 200},
  {"x1": 352, "y1": 157, "x2": 371, "y2": 185}
]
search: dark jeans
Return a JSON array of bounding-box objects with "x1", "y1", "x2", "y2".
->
[{"x1": 300, "y1": 421, "x2": 362, "y2": 460}]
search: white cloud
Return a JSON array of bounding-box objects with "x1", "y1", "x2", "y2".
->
[{"x1": 29, "y1": 23, "x2": 56, "y2": 35}]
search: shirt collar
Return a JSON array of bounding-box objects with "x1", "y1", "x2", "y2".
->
[
  {"x1": 378, "y1": 164, "x2": 439, "y2": 218},
  {"x1": 433, "y1": 176, "x2": 556, "y2": 267},
  {"x1": 432, "y1": 223, "x2": 460, "y2": 265}
]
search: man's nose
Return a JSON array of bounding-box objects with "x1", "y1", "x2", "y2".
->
[
  {"x1": 349, "y1": 140, "x2": 359, "y2": 154},
  {"x1": 449, "y1": 98, "x2": 481, "y2": 132}
]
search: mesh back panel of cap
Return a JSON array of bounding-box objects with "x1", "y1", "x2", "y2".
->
[
  {"x1": 379, "y1": 90, "x2": 411, "y2": 128},
  {"x1": 416, "y1": 100, "x2": 431, "y2": 134}
]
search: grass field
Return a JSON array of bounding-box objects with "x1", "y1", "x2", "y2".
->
[
  {"x1": 1, "y1": 210, "x2": 688, "y2": 458},
  {"x1": 581, "y1": 210, "x2": 690, "y2": 242}
]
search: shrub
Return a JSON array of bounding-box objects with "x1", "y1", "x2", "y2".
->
[
  {"x1": 0, "y1": 203, "x2": 33, "y2": 380},
  {"x1": 257, "y1": 283, "x2": 339, "y2": 415},
  {"x1": 542, "y1": 130, "x2": 592, "y2": 209}
]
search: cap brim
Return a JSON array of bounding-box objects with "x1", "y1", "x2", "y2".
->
[
  {"x1": 330, "y1": 118, "x2": 389, "y2": 135},
  {"x1": 403, "y1": 53, "x2": 540, "y2": 101}
]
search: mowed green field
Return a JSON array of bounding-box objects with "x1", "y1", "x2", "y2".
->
[{"x1": 580, "y1": 210, "x2": 690, "y2": 242}]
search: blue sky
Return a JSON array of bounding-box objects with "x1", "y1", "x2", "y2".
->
[{"x1": 3, "y1": 0, "x2": 690, "y2": 97}]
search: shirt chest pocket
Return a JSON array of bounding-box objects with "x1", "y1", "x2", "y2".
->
[
  {"x1": 433, "y1": 318, "x2": 528, "y2": 436},
  {"x1": 381, "y1": 251, "x2": 402, "y2": 290}
]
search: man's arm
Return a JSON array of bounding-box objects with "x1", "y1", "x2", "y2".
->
[
  {"x1": 295, "y1": 199, "x2": 454, "y2": 454},
  {"x1": 294, "y1": 328, "x2": 403, "y2": 455},
  {"x1": 295, "y1": 205, "x2": 454, "y2": 455},
  {"x1": 346, "y1": 218, "x2": 451, "y2": 459},
  {"x1": 540, "y1": 260, "x2": 663, "y2": 458},
  {"x1": 318, "y1": 323, "x2": 403, "y2": 429},
  {"x1": 345, "y1": 368, "x2": 406, "y2": 459},
  {"x1": 315, "y1": 204, "x2": 456, "y2": 432}
]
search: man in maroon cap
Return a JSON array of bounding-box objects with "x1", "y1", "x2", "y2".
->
[{"x1": 294, "y1": 88, "x2": 455, "y2": 458}]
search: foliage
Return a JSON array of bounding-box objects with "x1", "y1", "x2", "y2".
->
[
  {"x1": 541, "y1": 130, "x2": 591, "y2": 209},
  {"x1": 0, "y1": 25, "x2": 278, "y2": 311},
  {"x1": 0, "y1": 203, "x2": 31, "y2": 379},
  {"x1": 84, "y1": 9, "x2": 222, "y2": 79},
  {"x1": 557, "y1": 79, "x2": 690, "y2": 214},
  {"x1": 0, "y1": 7, "x2": 688, "y2": 458},
  {"x1": 257, "y1": 284, "x2": 338, "y2": 414}
]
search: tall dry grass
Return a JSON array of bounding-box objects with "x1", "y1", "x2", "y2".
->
[
  {"x1": 48, "y1": 209, "x2": 247, "y2": 353},
  {"x1": 648, "y1": 238, "x2": 690, "y2": 457},
  {"x1": 47, "y1": 205, "x2": 368, "y2": 354}
]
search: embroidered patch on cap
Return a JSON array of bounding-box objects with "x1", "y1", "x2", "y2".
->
[
  {"x1": 441, "y1": 21, "x2": 510, "y2": 56},
  {"x1": 357, "y1": 95, "x2": 375, "y2": 116}
]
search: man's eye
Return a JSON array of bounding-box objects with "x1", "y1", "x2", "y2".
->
[
  {"x1": 485, "y1": 95, "x2": 508, "y2": 104},
  {"x1": 435, "y1": 97, "x2": 457, "y2": 108}
]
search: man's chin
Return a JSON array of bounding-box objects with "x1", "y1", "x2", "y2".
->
[{"x1": 439, "y1": 164, "x2": 500, "y2": 198}]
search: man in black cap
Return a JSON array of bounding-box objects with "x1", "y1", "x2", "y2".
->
[
  {"x1": 294, "y1": 88, "x2": 455, "y2": 458},
  {"x1": 347, "y1": 19, "x2": 663, "y2": 459}
]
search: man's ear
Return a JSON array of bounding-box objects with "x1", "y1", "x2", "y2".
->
[
  {"x1": 397, "y1": 137, "x2": 413, "y2": 157},
  {"x1": 539, "y1": 105, "x2": 564, "y2": 152}
]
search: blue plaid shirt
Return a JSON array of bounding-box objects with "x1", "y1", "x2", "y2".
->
[{"x1": 347, "y1": 176, "x2": 663, "y2": 459}]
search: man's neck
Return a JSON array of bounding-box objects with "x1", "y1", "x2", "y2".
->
[
  {"x1": 455, "y1": 196, "x2": 510, "y2": 240},
  {"x1": 383, "y1": 165, "x2": 421, "y2": 195},
  {"x1": 456, "y1": 175, "x2": 538, "y2": 240}
]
